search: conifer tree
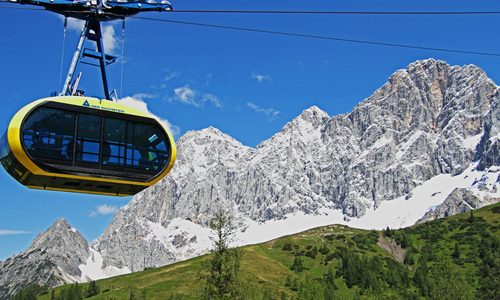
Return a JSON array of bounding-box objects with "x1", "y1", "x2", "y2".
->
[
  {"x1": 290, "y1": 256, "x2": 304, "y2": 272},
  {"x1": 84, "y1": 280, "x2": 99, "y2": 298},
  {"x1": 452, "y1": 242, "x2": 461, "y2": 259},
  {"x1": 197, "y1": 208, "x2": 249, "y2": 299},
  {"x1": 323, "y1": 267, "x2": 338, "y2": 300}
]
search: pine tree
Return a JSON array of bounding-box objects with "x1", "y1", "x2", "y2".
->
[
  {"x1": 84, "y1": 281, "x2": 99, "y2": 298},
  {"x1": 468, "y1": 209, "x2": 475, "y2": 223},
  {"x1": 197, "y1": 208, "x2": 249, "y2": 299},
  {"x1": 291, "y1": 278, "x2": 299, "y2": 291},
  {"x1": 324, "y1": 267, "x2": 338, "y2": 300},
  {"x1": 414, "y1": 256, "x2": 432, "y2": 297},
  {"x1": 74, "y1": 282, "x2": 83, "y2": 300},
  {"x1": 452, "y1": 242, "x2": 461, "y2": 259},
  {"x1": 290, "y1": 256, "x2": 304, "y2": 272},
  {"x1": 312, "y1": 246, "x2": 318, "y2": 258}
]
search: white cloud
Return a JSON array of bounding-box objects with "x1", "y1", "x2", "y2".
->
[
  {"x1": 117, "y1": 94, "x2": 181, "y2": 138},
  {"x1": 62, "y1": 17, "x2": 120, "y2": 55},
  {"x1": 247, "y1": 102, "x2": 281, "y2": 120},
  {"x1": 203, "y1": 93, "x2": 223, "y2": 108},
  {"x1": 164, "y1": 71, "x2": 179, "y2": 82},
  {"x1": 205, "y1": 73, "x2": 212, "y2": 85},
  {"x1": 102, "y1": 24, "x2": 118, "y2": 54},
  {"x1": 171, "y1": 85, "x2": 223, "y2": 108},
  {"x1": 0, "y1": 230, "x2": 30, "y2": 235},
  {"x1": 90, "y1": 204, "x2": 118, "y2": 217},
  {"x1": 251, "y1": 72, "x2": 271, "y2": 82},
  {"x1": 174, "y1": 86, "x2": 198, "y2": 106},
  {"x1": 65, "y1": 17, "x2": 85, "y2": 31}
]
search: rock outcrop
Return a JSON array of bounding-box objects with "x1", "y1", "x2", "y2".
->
[{"x1": 0, "y1": 219, "x2": 89, "y2": 300}]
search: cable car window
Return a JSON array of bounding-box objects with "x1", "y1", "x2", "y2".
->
[
  {"x1": 103, "y1": 117, "x2": 126, "y2": 166},
  {"x1": 0, "y1": 131, "x2": 13, "y2": 170},
  {"x1": 21, "y1": 107, "x2": 76, "y2": 161},
  {"x1": 126, "y1": 122, "x2": 169, "y2": 171},
  {"x1": 76, "y1": 113, "x2": 101, "y2": 163}
]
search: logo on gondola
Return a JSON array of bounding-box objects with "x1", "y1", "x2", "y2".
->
[{"x1": 80, "y1": 99, "x2": 125, "y2": 113}]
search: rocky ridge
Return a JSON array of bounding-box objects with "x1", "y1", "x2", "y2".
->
[{"x1": 0, "y1": 218, "x2": 89, "y2": 300}]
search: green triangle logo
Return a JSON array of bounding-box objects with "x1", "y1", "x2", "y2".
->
[{"x1": 83, "y1": 100, "x2": 90, "y2": 107}]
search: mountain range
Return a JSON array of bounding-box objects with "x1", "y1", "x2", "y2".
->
[{"x1": 2, "y1": 58, "x2": 500, "y2": 299}]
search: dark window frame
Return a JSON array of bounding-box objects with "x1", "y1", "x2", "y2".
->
[{"x1": 20, "y1": 102, "x2": 172, "y2": 182}]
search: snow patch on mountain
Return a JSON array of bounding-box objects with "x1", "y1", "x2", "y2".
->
[{"x1": 78, "y1": 249, "x2": 131, "y2": 282}]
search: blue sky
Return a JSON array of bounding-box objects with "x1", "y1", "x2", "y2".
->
[{"x1": 1, "y1": 0, "x2": 500, "y2": 261}]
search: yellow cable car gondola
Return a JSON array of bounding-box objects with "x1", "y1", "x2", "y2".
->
[
  {"x1": 0, "y1": 96, "x2": 176, "y2": 196},
  {"x1": 1, "y1": 0, "x2": 177, "y2": 196}
]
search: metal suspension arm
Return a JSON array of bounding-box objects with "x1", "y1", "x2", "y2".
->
[
  {"x1": 60, "y1": 20, "x2": 117, "y2": 99},
  {"x1": 60, "y1": 20, "x2": 89, "y2": 97}
]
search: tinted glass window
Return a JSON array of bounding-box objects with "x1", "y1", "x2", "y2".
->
[
  {"x1": 76, "y1": 114, "x2": 101, "y2": 163},
  {"x1": 126, "y1": 122, "x2": 169, "y2": 171},
  {"x1": 0, "y1": 131, "x2": 13, "y2": 170},
  {"x1": 103, "y1": 117, "x2": 126, "y2": 166},
  {"x1": 20, "y1": 105, "x2": 170, "y2": 174},
  {"x1": 0, "y1": 131, "x2": 10, "y2": 161},
  {"x1": 22, "y1": 107, "x2": 76, "y2": 160}
]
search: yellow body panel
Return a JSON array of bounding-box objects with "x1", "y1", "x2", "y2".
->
[{"x1": 6, "y1": 96, "x2": 176, "y2": 195}]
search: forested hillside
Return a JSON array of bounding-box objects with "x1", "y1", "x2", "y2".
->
[{"x1": 13, "y1": 202, "x2": 500, "y2": 300}]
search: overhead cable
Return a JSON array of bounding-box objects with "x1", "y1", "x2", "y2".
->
[
  {"x1": 171, "y1": 10, "x2": 500, "y2": 15},
  {"x1": 2, "y1": 4, "x2": 500, "y2": 57},
  {"x1": 132, "y1": 16, "x2": 500, "y2": 57},
  {"x1": 2, "y1": 4, "x2": 500, "y2": 15}
]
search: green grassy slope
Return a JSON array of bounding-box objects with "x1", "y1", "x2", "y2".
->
[{"x1": 27, "y1": 202, "x2": 500, "y2": 300}]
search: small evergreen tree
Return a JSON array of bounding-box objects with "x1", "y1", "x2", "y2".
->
[
  {"x1": 468, "y1": 209, "x2": 475, "y2": 223},
  {"x1": 84, "y1": 281, "x2": 99, "y2": 298},
  {"x1": 323, "y1": 267, "x2": 338, "y2": 300},
  {"x1": 452, "y1": 242, "x2": 461, "y2": 259},
  {"x1": 312, "y1": 246, "x2": 318, "y2": 258},
  {"x1": 291, "y1": 278, "x2": 299, "y2": 291},
  {"x1": 290, "y1": 256, "x2": 303, "y2": 272},
  {"x1": 383, "y1": 226, "x2": 393, "y2": 237},
  {"x1": 197, "y1": 208, "x2": 249, "y2": 299}
]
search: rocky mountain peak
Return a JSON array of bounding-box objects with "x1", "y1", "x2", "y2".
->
[
  {"x1": 30, "y1": 218, "x2": 77, "y2": 248},
  {"x1": 282, "y1": 105, "x2": 330, "y2": 132},
  {"x1": 0, "y1": 218, "x2": 90, "y2": 300}
]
